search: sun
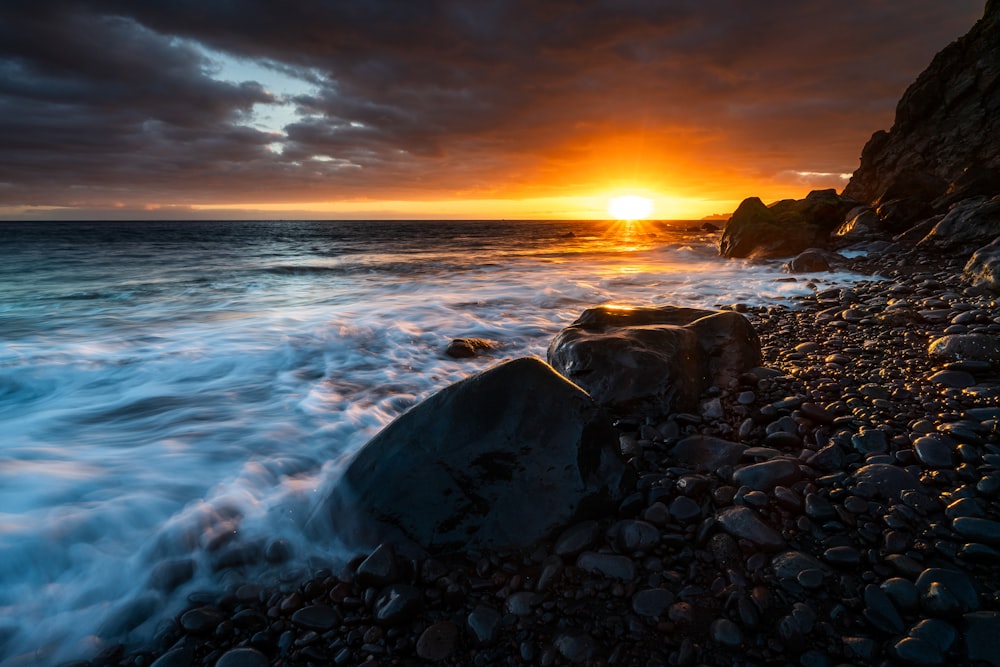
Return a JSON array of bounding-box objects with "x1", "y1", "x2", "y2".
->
[{"x1": 608, "y1": 195, "x2": 654, "y2": 221}]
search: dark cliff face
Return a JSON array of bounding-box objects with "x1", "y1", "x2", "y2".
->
[{"x1": 843, "y1": 2, "x2": 1000, "y2": 205}]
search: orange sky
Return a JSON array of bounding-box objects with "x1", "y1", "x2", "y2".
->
[{"x1": 0, "y1": 1, "x2": 987, "y2": 220}]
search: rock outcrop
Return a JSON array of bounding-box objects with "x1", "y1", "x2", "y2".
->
[
  {"x1": 547, "y1": 305, "x2": 761, "y2": 417},
  {"x1": 313, "y1": 357, "x2": 628, "y2": 553},
  {"x1": 719, "y1": 189, "x2": 857, "y2": 258},
  {"x1": 843, "y1": 2, "x2": 1000, "y2": 207}
]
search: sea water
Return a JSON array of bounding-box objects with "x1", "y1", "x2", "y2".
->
[{"x1": 0, "y1": 219, "x2": 862, "y2": 663}]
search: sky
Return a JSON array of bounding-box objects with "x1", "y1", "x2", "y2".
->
[{"x1": 0, "y1": 1, "x2": 987, "y2": 221}]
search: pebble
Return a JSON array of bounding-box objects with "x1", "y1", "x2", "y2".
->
[
  {"x1": 731, "y1": 459, "x2": 800, "y2": 491},
  {"x1": 291, "y1": 604, "x2": 340, "y2": 631},
  {"x1": 215, "y1": 648, "x2": 269, "y2": 667},
  {"x1": 668, "y1": 496, "x2": 702, "y2": 524},
  {"x1": 554, "y1": 521, "x2": 599, "y2": 556},
  {"x1": 467, "y1": 607, "x2": 501, "y2": 646},
  {"x1": 576, "y1": 552, "x2": 636, "y2": 581},
  {"x1": 373, "y1": 584, "x2": 423, "y2": 625},
  {"x1": 863, "y1": 584, "x2": 905, "y2": 633},
  {"x1": 554, "y1": 633, "x2": 597, "y2": 664},
  {"x1": 913, "y1": 434, "x2": 956, "y2": 467},
  {"x1": 963, "y1": 612, "x2": 1000, "y2": 666},
  {"x1": 416, "y1": 621, "x2": 458, "y2": 661},
  {"x1": 928, "y1": 369, "x2": 976, "y2": 388},
  {"x1": 355, "y1": 543, "x2": 398, "y2": 587},
  {"x1": 715, "y1": 506, "x2": 784, "y2": 550},
  {"x1": 952, "y1": 517, "x2": 1000, "y2": 545},
  {"x1": 631, "y1": 588, "x2": 675, "y2": 617},
  {"x1": 709, "y1": 618, "x2": 743, "y2": 647},
  {"x1": 915, "y1": 568, "x2": 980, "y2": 616}
]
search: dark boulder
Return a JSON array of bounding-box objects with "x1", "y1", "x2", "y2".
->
[
  {"x1": 547, "y1": 305, "x2": 761, "y2": 417},
  {"x1": 311, "y1": 357, "x2": 629, "y2": 552},
  {"x1": 784, "y1": 248, "x2": 843, "y2": 273},
  {"x1": 843, "y1": 3, "x2": 1000, "y2": 205},
  {"x1": 720, "y1": 190, "x2": 857, "y2": 258},
  {"x1": 832, "y1": 207, "x2": 886, "y2": 245},
  {"x1": 917, "y1": 196, "x2": 1000, "y2": 253},
  {"x1": 445, "y1": 338, "x2": 497, "y2": 359},
  {"x1": 876, "y1": 197, "x2": 936, "y2": 234}
]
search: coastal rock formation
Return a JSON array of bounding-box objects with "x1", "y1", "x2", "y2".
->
[
  {"x1": 314, "y1": 357, "x2": 628, "y2": 552},
  {"x1": 843, "y1": 2, "x2": 1000, "y2": 207},
  {"x1": 917, "y1": 195, "x2": 1000, "y2": 253},
  {"x1": 965, "y1": 236, "x2": 1000, "y2": 290},
  {"x1": 547, "y1": 305, "x2": 761, "y2": 416},
  {"x1": 719, "y1": 189, "x2": 857, "y2": 258}
]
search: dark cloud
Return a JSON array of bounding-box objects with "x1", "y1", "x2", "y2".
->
[{"x1": 0, "y1": 0, "x2": 987, "y2": 215}]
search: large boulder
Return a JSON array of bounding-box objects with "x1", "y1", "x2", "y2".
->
[
  {"x1": 547, "y1": 305, "x2": 761, "y2": 417},
  {"x1": 719, "y1": 190, "x2": 857, "y2": 258},
  {"x1": 312, "y1": 357, "x2": 629, "y2": 552},
  {"x1": 965, "y1": 236, "x2": 1000, "y2": 290},
  {"x1": 843, "y1": 3, "x2": 1000, "y2": 206},
  {"x1": 917, "y1": 195, "x2": 1000, "y2": 252}
]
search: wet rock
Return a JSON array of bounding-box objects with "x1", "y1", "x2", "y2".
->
[
  {"x1": 928, "y1": 334, "x2": 1000, "y2": 366},
  {"x1": 180, "y1": 607, "x2": 224, "y2": 635},
  {"x1": 610, "y1": 520, "x2": 660, "y2": 553},
  {"x1": 710, "y1": 618, "x2": 743, "y2": 647},
  {"x1": 373, "y1": 584, "x2": 423, "y2": 625},
  {"x1": 314, "y1": 358, "x2": 628, "y2": 551},
  {"x1": 355, "y1": 543, "x2": 398, "y2": 588},
  {"x1": 467, "y1": 607, "x2": 502, "y2": 646},
  {"x1": 851, "y1": 429, "x2": 888, "y2": 454},
  {"x1": 264, "y1": 538, "x2": 292, "y2": 564},
  {"x1": 445, "y1": 337, "x2": 496, "y2": 358},
  {"x1": 720, "y1": 190, "x2": 855, "y2": 258},
  {"x1": 669, "y1": 496, "x2": 702, "y2": 524},
  {"x1": 576, "y1": 552, "x2": 636, "y2": 581},
  {"x1": 882, "y1": 578, "x2": 919, "y2": 612},
  {"x1": 716, "y1": 506, "x2": 784, "y2": 550},
  {"x1": 632, "y1": 588, "x2": 675, "y2": 617},
  {"x1": 928, "y1": 369, "x2": 976, "y2": 388},
  {"x1": 919, "y1": 196, "x2": 1000, "y2": 252},
  {"x1": 554, "y1": 521, "x2": 600, "y2": 556},
  {"x1": 215, "y1": 648, "x2": 269, "y2": 667},
  {"x1": 785, "y1": 248, "x2": 838, "y2": 273},
  {"x1": 965, "y1": 237, "x2": 1000, "y2": 291},
  {"x1": 416, "y1": 621, "x2": 458, "y2": 661},
  {"x1": 148, "y1": 558, "x2": 195, "y2": 592},
  {"x1": 913, "y1": 434, "x2": 956, "y2": 467},
  {"x1": 952, "y1": 517, "x2": 1000, "y2": 545},
  {"x1": 916, "y1": 568, "x2": 980, "y2": 616},
  {"x1": 668, "y1": 435, "x2": 746, "y2": 472},
  {"x1": 547, "y1": 305, "x2": 761, "y2": 416},
  {"x1": 554, "y1": 633, "x2": 598, "y2": 664},
  {"x1": 732, "y1": 459, "x2": 800, "y2": 491},
  {"x1": 864, "y1": 584, "x2": 905, "y2": 634},
  {"x1": 850, "y1": 463, "x2": 925, "y2": 500},
  {"x1": 291, "y1": 605, "x2": 340, "y2": 631},
  {"x1": 892, "y1": 637, "x2": 943, "y2": 666}
]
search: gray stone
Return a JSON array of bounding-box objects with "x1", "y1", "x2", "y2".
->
[
  {"x1": 547, "y1": 305, "x2": 761, "y2": 416},
  {"x1": 864, "y1": 583, "x2": 905, "y2": 634},
  {"x1": 953, "y1": 517, "x2": 1000, "y2": 545},
  {"x1": 966, "y1": 236, "x2": 1000, "y2": 291},
  {"x1": 554, "y1": 633, "x2": 597, "y2": 664},
  {"x1": 916, "y1": 568, "x2": 980, "y2": 616},
  {"x1": 416, "y1": 621, "x2": 458, "y2": 661},
  {"x1": 445, "y1": 337, "x2": 496, "y2": 359},
  {"x1": 215, "y1": 649, "x2": 269, "y2": 667},
  {"x1": 668, "y1": 435, "x2": 746, "y2": 472},
  {"x1": 373, "y1": 584, "x2": 422, "y2": 625},
  {"x1": 291, "y1": 604, "x2": 340, "y2": 631},
  {"x1": 632, "y1": 588, "x2": 675, "y2": 617},
  {"x1": 928, "y1": 369, "x2": 976, "y2": 388},
  {"x1": 851, "y1": 429, "x2": 888, "y2": 454},
  {"x1": 732, "y1": 459, "x2": 800, "y2": 491},
  {"x1": 467, "y1": 607, "x2": 501, "y2": 646},
  {"x1": 610, "y1": 520, "x2": 660, "y2": 553},
  {"x1": 554, "y1": 521, "x2": 600, "y2": 556},
  {"x1": 312, "y1": 358, "x2": 628, "y2": 551},
  {"x1": 710, "y1": 618, "x2": 743, "y2": 647},
  {"x1": 668, "y1": 496, "x2": 702, "y2": 524},
  {"x1": 716, "y1": 506, "x2": 784, "y2": 550},
  {"x1": 914, "y1": 434, "x2": 956, "y2": 467},
  {"x1": 355, "y1": 543, "x2": 397, "y2": 588},
  {"x1": 850, "y1": 463, "x2": 926, "y2": 501},
  {"x1": 892, "y1": 637, "x2": 943, "y2": 666},
  {"x1": 919, "y1": 196, "x2": 1000, "y2": 252},
  {"x1": 576, "y1": 551, "x2": 636, "y2": 581},
  {"x1": 928, "y1": 334, "x2": 1000, "y2": 366}
]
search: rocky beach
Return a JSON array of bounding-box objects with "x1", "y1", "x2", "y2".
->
[{"x1": 63, "y1": 3, "x2": 1000, "y2": 666}]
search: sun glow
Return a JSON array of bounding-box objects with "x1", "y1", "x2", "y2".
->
[{"x1": 608, "y1": 195, "x2": 654, "y2": 221}]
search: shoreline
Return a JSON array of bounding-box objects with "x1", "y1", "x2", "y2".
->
[{"x1": 87, "y1": 246, "x2": 1000, "y2": 667}]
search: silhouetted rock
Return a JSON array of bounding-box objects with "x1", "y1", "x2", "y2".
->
[
  {"x1": 445, "y1": 337, "x2": 496, "y2": 359},
  {"x1": 832, "y1": 206, "x2": 886, "y2": 245},
  {"x1": 720, "y1": 190, "x2": 857, "y2": 258},
  {"x1": 312, "y1": 357, "x2": 628, "y2": 552},
  {"x1": 843, "y1": 3, "x2": 1000, "y2": 206},
  {"x1": 547, "y1": 305, "x2": 761, "y2": 416},
  {"x1": 784, "y1": 248, "x2": 842, "y2": 273}
]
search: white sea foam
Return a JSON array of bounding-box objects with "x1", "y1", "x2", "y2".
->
[{"x1": 0, "y1": 220, "x2": 867, "y2": 664}]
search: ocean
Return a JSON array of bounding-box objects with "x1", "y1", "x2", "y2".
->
[{"x1": 0, "y1": 219, "x2": 863, "y2": 663}]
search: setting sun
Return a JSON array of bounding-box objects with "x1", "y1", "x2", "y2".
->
[{"x1": 608, "y1": 195, "x2": 654, "y2": 221}]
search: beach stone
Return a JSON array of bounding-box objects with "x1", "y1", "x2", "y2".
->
[
  {"x1": 952, "y1": 517, "x2": 1000, "y2": 545},
  {"x1": 910, "y1": 618, "x2": 958, "y2": 654},
  {"x1": 965, "y1": 237, "x2": 1000, "y2": 291},
  {"x1": 913, "y1": 434, "x2": 956, "y2": 467},
  {"x1": 807, "y1": 444, "x2": 846, "y2": 472},
  {"x1": 715, "y1": 506, "x2": 784, "y2": 550},
  {"x1": 864, "y1": 583, "x2": 905, "y2": 634},
  {"x1": 150, "y1": 647, "x2": 192, "y2": 667},
  {"x1": 355, "y1": 543, "x2": 398, "y2": 588},
  {"x1": 576, "y1": 551, "x2": 636, "y2": 581},
  {"x1": 928, "y1": 334, "x2": 1000, "y2": 365},
  {"x1": 916, "y1": 568, "x2": 979, "y2": 616},
  {"x1": 919, "y1": 196, "x2": 1000, "y2": 252},
  {"x1": 849, "y1": 463, "x2": 925, "y2": 500},
  {"x1": 892, "y1": 637, "x2": 943, "y2": 666},
  {"x1": 554, "y1": 521, "x2": 600, "y2": 556},
  {"x1": 785, "y1": 248, "x2": 835, "y2": 272},
  {"x1": 928, "y1": 369, "x2": 976, "y2": 387},
  {"x1": 611, "y1": 520, "x2": 659, "y2": 553},
  {"x1": 669, "y1": 496, "x2": 702, "y2": 524},
  {"x1": 292, "y1": 604, "x2": 340, "y2": 631},
  {"x1": 851, "y1": 429, "x2": 888, "y2": 454},
  {"x1": 547, "y1": 305, "x2": 761, "y2": 416},
  {"x1": 772, "y1": 551, "x2": 827, "y2": 582},
  {"x1": 215, "y1": 649, "x2": 268, "y2": 667},
  {"x1": 180, "y1": 607, "x2": 223, "y2": 634},
  {"x1": 667, "y1": 435, "x2": 746, "y2": 472},
  {"x1": 444, "y1": 337, "x2": 495, "y2": 358},
  {"x1": 882, "y1": 578, "x2": 919, "y2": 611},
  {"x1": 467, "y1": 607, "x2": 501, "y2": 646},
  {"x1": 632, "y1": 588, "x2": 675, "y2": 617},
  {"x1": 963, "y1": 612, "x2": 1000, "y2": 666},
  {"x1": 416, "y1": 621, "x2": 458, "y2": 661},
  {"x1": 374, "y1": 584, "x2": 423, "y2": 625},
  {"x1": 710, "y1": 618, "x2": 743, "y2": 647},
  {"x1": 732, "y1": 459, "x2": 800, "y2": 491},
  {"x1": 148, "y1": 558, "x2": 195, "y2": 592},
  {"x1": 554, "y1": 633, "x2": 597, "y2": 664},
  {"x1": 313, "y1": 358, "x2": 628, "y2": 551}
]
